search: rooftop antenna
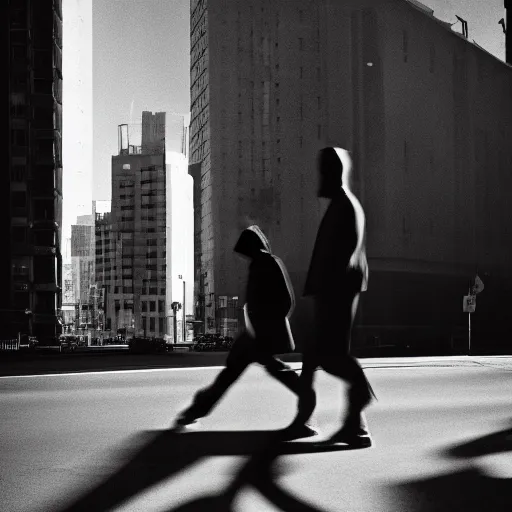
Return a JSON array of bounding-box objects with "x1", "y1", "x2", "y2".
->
[{"x1": 455, "y1": 15, "x2": 469, "y2": 39}]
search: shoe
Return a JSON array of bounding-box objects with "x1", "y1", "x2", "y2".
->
[
  {"x1": 325, "y1": 427, "x2": 373, "y2": 448},
  {"x1": 174, "y1": 411, "x2": 201, "y2": 428},
  {"x1": 281, "y1": 423, "x2": 319, "y2": 441}
]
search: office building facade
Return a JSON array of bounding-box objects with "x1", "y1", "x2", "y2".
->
[
  {"x1": 4, "y1": 0, "x2": 63, "y2": 340},
  {"x1": 190, "y1": 0, "x2": 512, "y2": 351}
]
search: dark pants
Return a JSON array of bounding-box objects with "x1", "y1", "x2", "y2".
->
[
  {"x1": 184, "y1": 331, "x2": 300, "y2": 420},
  {"x1": 293, "y1": 290, "x2": 374, "y2": 428}
]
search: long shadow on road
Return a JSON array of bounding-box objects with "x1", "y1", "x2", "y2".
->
[
  {"x1": 58, "y1": 429, "x2": 356, "y2": 512},
  {"x1": 386, "y1": 420, "x2": 512, "y2": 511}
]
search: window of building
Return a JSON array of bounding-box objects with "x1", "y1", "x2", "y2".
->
[
  {"x1": 33, "y1": 199, "x2": 54, "y2": 220},
  {"x1": 11, "y1": 128, "x2": 27, "y2": 147},
  {"x1": 33, "y1": 50, "x2": 52, "y2": 71},
  {"x1": 33, "y1": 78, "x2": 53, "y2": 95},
  {"x1": 11, "y1": 44, "x2": 26, "y2": 63},
  {"x1": 11, "y1": 191, "x2": 27, "y2": 212},
  {"x1": 11, "y1": 226, "x2": 26, "y2": 244},
  {"x1": 13, "y1": 292, "x2": 30, "y2": 309},
  {"x1": 33, "y1": 229, "x2": 54, "y2": 246},
  {"x1": 150, "y1": 301, "x2": 156, "y2": 312},
  {"x1": 158, "y1": 317, "x2": 165, "y2": 334},
  {"x1": 142, "y1": 316, "x2": 147, "y2": 332},
  {"x1": 158, "y1": 300, "x2": 164, "y2": 313},
  {"x1": 34, "y1": 255, "x2": 55, "y2": 284},
  {"x1": 12, "y1": 259, "x2": 29, "y2": 278},
  {"x1": 149, "y1": 317, "x2": 155, "y2": 333},
  {"x1": 11, "y1": 8, "x2": 27, "y2": 29},
  {"x1": 142, "y1": 301, "x2": 147, "y2": 312},
  {"x1": 10, "y1": 92, "x2": 26, "y2": 117}
]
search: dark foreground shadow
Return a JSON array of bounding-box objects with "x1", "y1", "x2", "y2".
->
[
  {"x1": 386, "y1": 420, "x2": 512, "y2": 511},
  {"x1": 58, "y1": 429, "x2": 359, "y2": 512}
]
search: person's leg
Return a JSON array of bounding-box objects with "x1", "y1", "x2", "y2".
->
[
  {"x1": 175, "y1": 332, "x2": 254, "y2": 424},
  {"x1": 257, "y1": 354, "x2": 301, "y2": 395},
  {"x1": 280, "y1": 346, "x2": 319, "y2": 439},
  {"x1": 320, "y1": 291, "x2": 375, "y2": 444}
]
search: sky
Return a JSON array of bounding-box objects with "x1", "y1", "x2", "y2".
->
[{"x1": 61, "y1": 0, "x2": 507, "y2": 239}]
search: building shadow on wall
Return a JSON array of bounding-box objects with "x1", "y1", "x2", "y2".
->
[
  {"x1": 384, "y1": 419, "x2": 512, "y2": 511},
  {"x1": 58, "y1": 428, "x2": 358, "y2": 512}
]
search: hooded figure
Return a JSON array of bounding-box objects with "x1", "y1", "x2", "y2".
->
[
  {"x1": 173, "y1": 225, "x2": 300, "y2": 428},
  {"x1": 234, "y1": 225, "x2": 295, "y2": 355},
  {"x1": 283, "y1": 147, "x2": 376, "y2": 446}
]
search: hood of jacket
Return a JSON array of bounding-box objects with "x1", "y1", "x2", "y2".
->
[{"x1": 234, "y1": 225, "x2": 271, "y2": 258}]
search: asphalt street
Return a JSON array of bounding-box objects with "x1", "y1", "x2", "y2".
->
[{"x1": 1, "y1": 356, "x2": 511, "y2": 511}]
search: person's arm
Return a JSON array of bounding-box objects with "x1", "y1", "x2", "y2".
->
[
  {"x1": 345, "y1": 190, "x2": 366, "y2": 269},
  {"x1": 273, "y1": 256, "x2": 296, "y2": 317}
]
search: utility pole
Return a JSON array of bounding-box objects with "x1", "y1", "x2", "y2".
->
[{"x1": 183, "y1": 280, "x2": 186, "y2": 342}]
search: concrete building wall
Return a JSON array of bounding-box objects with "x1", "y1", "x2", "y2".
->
[{"x1": 190, "y1": 0, "x2": 512, "y2": 351}]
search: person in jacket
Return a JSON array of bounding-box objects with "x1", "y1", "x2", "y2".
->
[
  {"x1": 283, "y1": 147, "x2": 376, "y2": 447},
  {"x1": 173, "y1": 225, "x2": 303, "y2": 427}
]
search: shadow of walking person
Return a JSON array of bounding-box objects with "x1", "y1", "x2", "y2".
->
[
  {"x1": 385, "y1": 419, "x2": 512, "y2": 512},
  {"x1": 58, "y1": 429, "x2": 358, "y2": 512}
]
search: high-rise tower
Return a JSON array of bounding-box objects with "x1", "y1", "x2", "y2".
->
[{"x1": 4, "y1": 0, "x2": 63, "y2": 341}]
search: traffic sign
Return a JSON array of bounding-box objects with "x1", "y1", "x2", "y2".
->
[{"x1": 463, "y1": 295, "x2": 476, "y2": 313}]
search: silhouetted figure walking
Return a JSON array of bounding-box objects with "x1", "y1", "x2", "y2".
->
[
  {"x1": 283, "y1": 147, "x2": 375, "y2": 447},
  {"x1": 174, "y1": 225, "x2": 301, "y2": 427}
]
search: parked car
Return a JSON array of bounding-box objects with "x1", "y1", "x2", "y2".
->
[{"x1": 59, "y1": 335, "x2": 78, "y2": 352}]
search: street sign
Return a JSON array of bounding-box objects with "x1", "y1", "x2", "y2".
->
[{"x1": 463, "y1": 295, "x2": 476, "y2": 313}]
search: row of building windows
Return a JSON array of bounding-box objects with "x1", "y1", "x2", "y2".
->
[
  {"x1": 141, "y1": 316, "x2": 165, "y2": 335},
  {"x1": 141, "y1": 300, "x2": 165, "y2": 313}
]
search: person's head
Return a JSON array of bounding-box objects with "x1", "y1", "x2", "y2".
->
[
  {"x1": 233, "y1": 225, "x2": 271, "y2": 260},
  {"x1": 317, "y1": 147, "x2": 353, "y2": 198}
]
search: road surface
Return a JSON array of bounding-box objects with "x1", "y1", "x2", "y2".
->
[{"x1": 1, "y1": 356, "x2": 511, "y2": 511}]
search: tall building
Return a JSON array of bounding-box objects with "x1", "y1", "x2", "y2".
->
[
  {"x1": 190, "y1": 0, "x2": 512, "y2": 351},
  {"x1": 107, "y1": 112, "x2": 192, "y2": 340},
  {"x1": 95, "y1": 210, "x2": 112, "y2": 331},
  {"x1": 4, "y1": 0, "x2": 63, "y2": 340},
  {"x1": 71, "y1": 213, "x2": 94, "y2": 326},
  {"x1": 111, "y1": 127, "x2": 166, "y2": 337}
]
